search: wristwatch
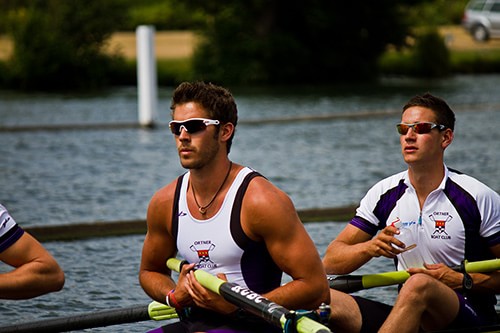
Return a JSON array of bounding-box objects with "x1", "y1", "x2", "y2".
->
[
  {"x1": 462, "y1": 271, "x2": 473, "y2": 291},
  {"x1": 460, "y1": 260, "x2": 473, "y2": 295}
]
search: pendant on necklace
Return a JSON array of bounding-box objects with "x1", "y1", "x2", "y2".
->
[{"x1": 199, "y1": 207, "x2": 207, "y2": 215}]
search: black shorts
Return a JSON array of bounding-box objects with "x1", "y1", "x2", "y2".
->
[
  {"x1": 447, "y1": 292, "x2": 498, "y2": 329},
  {"x1": 352, "y1": 296, "x2": 392, "y2": 333},
  {"x1": 147, "y1": 307, "x2": 282, "y2": 333}
]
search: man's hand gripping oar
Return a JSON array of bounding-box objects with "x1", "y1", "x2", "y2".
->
[{"x1": 167, "y1": 258, "x2": 332, "y2": 333}]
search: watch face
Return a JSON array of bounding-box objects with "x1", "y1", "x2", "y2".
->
[{"x1": 464, "y1": 274, "x2": 473, "y2": 290}]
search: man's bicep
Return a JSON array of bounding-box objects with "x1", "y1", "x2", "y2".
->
[
  {"x1": 141, "y1": 227, "x2": 176, "y2": 271},
  {"x1": 0, "y1": 233, "x2": 48, "y2": 268},
  {"x1": 333, "y1": 223, "x2": 372, "y2": 245},
  {"x1": 263, "y1": 200, "x2": 319, "y2": 275}
]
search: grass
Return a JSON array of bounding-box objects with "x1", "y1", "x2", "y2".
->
[
  {"x1": 450, "y1": 49, "x2": 500, "y2": 73},
  {"x1": 378, "y1": 47, "x2": 500, "y2": 76},
  {"x1": 157, "y1": 58, "x2": 194, "y2": 84}
]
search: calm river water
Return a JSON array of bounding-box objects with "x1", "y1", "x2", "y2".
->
[{"x1": 0, "y1": 75, "x2": 499, "y2": 331}]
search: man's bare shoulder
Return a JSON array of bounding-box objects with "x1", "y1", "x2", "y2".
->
[
  {"x1": 243, "y1": 176, "x2": 294, "y2": 210},
  {"x1": 150, "y1": 179, "x2": 179, "y2": 205},
  {"x1": 242, "y1": 175, "x2": 300, "y2": 237},
  {"x1": 147, "y1": 178, "x2": 181, "y2": 230}
]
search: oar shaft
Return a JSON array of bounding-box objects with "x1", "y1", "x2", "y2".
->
[
  {"x1": 0, "y1": 305, "x2": 149, "y2": 333},
  {"x1": 361, "y1": 271, "x2": 410, "y2": 289},
  {"x1": 0, "y1": 302, "x2": 177, "y2": 333},
  {"x1": 328, "y1": 271, "x2": 410, "y2": 292},
  {"x1": 219, "y1": 282, "x2": 289, "y2": 326},
  {"x1": 329, "y1": 258, "x2": 500, "y2": 293}
]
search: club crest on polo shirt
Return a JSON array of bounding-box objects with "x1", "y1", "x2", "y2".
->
[
  {"x1": 430, "y1": 211, "x2": 453, "y2": 240},
  {"x1": 190, "y1": 240, "x2": 218, "y2": 269}
]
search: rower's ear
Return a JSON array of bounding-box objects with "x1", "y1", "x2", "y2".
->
[
  {"x1": 219, "y1": 122, "x2": 234, "y2": 143},
  {"x1": 441, "y1": 128, "x2": 453, "y2": 150}
]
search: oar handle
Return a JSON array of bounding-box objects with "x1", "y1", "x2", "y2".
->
[
  {"x1": 458, "y1": 258, "x2": 500, "y2": 273},
  {"x1": 148, "y1": 301, "x2": 178, "y2": 321},
  {"x1": 166, "y1": 258, "x2": 225, "y2": 294},
  {"x1": 167, "y1": 258, "x2": 332, "y2": 333}
]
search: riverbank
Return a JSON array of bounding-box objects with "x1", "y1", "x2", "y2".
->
[
  {"x1": 0, "y1": 31, "x2": 199, "y2": 61},
  {"x1": 2, "y1": 26, "x2": 500, "y2": 88},
  {"x1": 1, "y1": 26, "x2": 500, "y2": 61}
]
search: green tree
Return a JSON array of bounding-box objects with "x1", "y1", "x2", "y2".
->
[
  {"x1": 406, "y1": 0, "x2": 469, "y2": 26},
  {"x1": 123, "y1": 0, "x2": 206, "y2": 31},
  {"x1": 186, "y1": 0, "x2": 427, "y2": 85},
  {"x1": 412, "y1": 28, "x2": 451, "y2": 77},
  {"x1": 5, "y1": 0, "x2": 127, "y2": 91}
]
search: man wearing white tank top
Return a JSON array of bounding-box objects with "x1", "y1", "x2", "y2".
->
[{"x1": 139, "y1": 81, "x2": 330, "y2": 333}]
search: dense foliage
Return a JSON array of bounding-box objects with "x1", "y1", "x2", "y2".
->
[
  {"x1": 2, "y1": 0, "x2": 127, "y2": 91},
  {"x1": 0, "y1": 0, "x2": 469, "y2": 33},
  {"x1": 185, "y1": 0, "x2": 430, "y2": 84},
  {"x1": 412, "y1": 28, "x2": 451, "y2": 77},
  {"x1": 123, "y1": 0, "x2": 206, "y2": 31},
  {"x1": 0, "y1": 0, "x2": 492, "y2": 91}
]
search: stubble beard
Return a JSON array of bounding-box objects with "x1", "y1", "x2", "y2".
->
[{"x1": 179, "y1": 141, "x2": 220, "y2": 171}]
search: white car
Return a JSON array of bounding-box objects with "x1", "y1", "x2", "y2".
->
[{"x1": 462, "y1": 0, "x2": 500, "y2": 41}]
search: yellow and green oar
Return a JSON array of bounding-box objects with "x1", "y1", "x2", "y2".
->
[
  {"x1": 167, "y1": 258, "x2": 331, "y2": 333},
  {"x1": 329, "y1": 258, "x2": 500, "y2": 293}
]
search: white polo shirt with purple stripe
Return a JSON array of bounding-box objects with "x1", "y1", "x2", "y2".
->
[
  {"x1": 0, "y1": 204, "x2": 25, "y2": 253},
  {"x1": 350, "y1": 165, "x2": 500, "y2": 271}
]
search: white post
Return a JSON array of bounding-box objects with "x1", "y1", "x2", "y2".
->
[{"x1": 136, "y1": 25, "x2": 158, "y2": 128}]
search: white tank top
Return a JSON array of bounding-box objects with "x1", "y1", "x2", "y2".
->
[{"x1": 173, "y1": 167, "x2": 282, "y2": 293}]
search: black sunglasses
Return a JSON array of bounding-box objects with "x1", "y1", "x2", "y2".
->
[
  {"x1": 169, "y1": 118, "x2": 220, "y2": 135},
  {"x1": 396, "y1": 122, "x2": 446, "y2": 135}
]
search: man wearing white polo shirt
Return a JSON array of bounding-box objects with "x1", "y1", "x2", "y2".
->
[{"x1": 323, "y1": 93, "x2": 500, "y2": 333}]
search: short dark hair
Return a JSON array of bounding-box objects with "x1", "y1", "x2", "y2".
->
[
  {"x1": 402, "y1": 93, "x2": 455, "y2": 131},
  {"x1": 170, "y1": 81, "x2": 238, "y2": 153}
]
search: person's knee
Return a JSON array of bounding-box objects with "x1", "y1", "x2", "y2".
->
[
  {"x1": 328, "y1": 290, "x2": 362, "y2": 332},
  {"x1": 398, "y1": 273, "x2": 436, "y2": 303}
]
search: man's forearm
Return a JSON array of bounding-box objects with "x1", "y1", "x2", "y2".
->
[
  {"x1": 323, "y1": 242, "x2": 373, "y2": 275},
  {"x1": 139, "y1": 270, "x2": 176, "y2": 303},
  {"x1": 0, "y1": 262, "x2": 64, "y2": 299}
]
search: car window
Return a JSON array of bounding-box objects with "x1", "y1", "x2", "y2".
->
[
  {"x1": 468, "y1": 0, "x2": 487, "y2": 10},
  {"x1": 490, "y1": 2, "x2": 500, "y2": 12}
]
